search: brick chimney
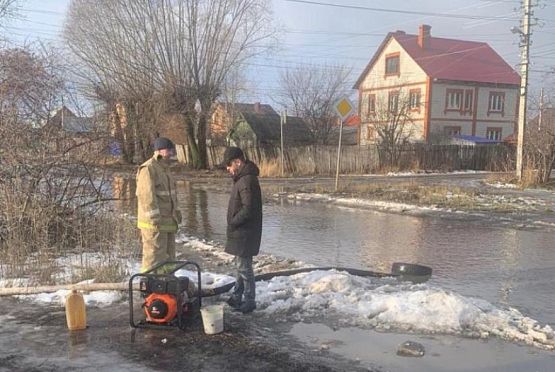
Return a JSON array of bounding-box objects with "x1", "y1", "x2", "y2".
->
[
  {"x1": 418, "y1": 24, "x2": 431, "y2": 49},
  {"x1": 254, "y1": 102, "x2": 261, "y2": 113}
]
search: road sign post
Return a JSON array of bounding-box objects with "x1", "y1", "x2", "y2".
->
[{"x1": 333, "y1": 97, "x2": 355, "y2": 191}]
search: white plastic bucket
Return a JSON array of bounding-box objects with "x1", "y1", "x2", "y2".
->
[{"x1": 200, "y1": 304, "x2": 224, "y2": 334}]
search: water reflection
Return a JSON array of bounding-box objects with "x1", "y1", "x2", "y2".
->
[
  {"x1": 191, "y1": 185, "x2": 555, "y2": 324},
  {"x1": 180, "y1": 181, "x2": 213, "y2": 240}
]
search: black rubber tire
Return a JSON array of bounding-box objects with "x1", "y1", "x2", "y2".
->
[{"x1": 390, "y1": 262, "x2": 432, "y2": 277}]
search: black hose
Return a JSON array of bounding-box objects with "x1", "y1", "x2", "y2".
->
[{"x1": 199, "y1": 266, "x2": 394, "y2": 297}]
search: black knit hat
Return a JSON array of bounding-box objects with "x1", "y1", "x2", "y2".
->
[
  {"x1": 221, "y1": 147, "x2": 244, "y2": 167},
  {"x1": 153, "y1": 137, "x2": 175, "y2": 151}
]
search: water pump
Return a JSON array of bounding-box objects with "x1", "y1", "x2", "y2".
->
[{"x1": 129, "y1": 261, "x2": 202, "y2": 330}]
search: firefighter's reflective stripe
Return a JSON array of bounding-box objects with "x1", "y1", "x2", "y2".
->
[
  {"x1": 137, "y1": 220, "x2": 177, "y2": 232},
  {"x1": 146, "y1": 208, "x2": 160, "y2": 217},
  {"x1": 138, "y1": 221, "x2": 156, "y2": 230}
]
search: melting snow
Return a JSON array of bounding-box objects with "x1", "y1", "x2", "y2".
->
[
  {"x1": 487, "y1": 181, "x2": 519, "y2": 189},
  {"x1": 257, "y1": 270, "x2": 555, "y2": 350},
  {"x1": 4, "y1": 238, "x2": 555, "y2": 351}
]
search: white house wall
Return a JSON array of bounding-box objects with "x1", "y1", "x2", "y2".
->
[
  {"x1": 474, "y1": 86, "x2": 517, "y2": 139},
  {"x1": 359, "y1": 37, "x2": 428, "y2": 144},
  {"x1": 429, "y1": 82, "x2": 474, "y2": 135},
  {"x1": 429, "y1": 82, "x2": 517, "y2": 139},
  {"x1": 359, "y1": 38, "x2": 428, "y2": 91}
]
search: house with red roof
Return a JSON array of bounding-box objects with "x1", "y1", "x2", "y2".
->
[{"x1": 354, "y1": 25, "x2": 520, "y2": 144}]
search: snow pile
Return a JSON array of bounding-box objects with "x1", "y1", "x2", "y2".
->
[
  {"x1": 277, "y1": 191, "x2": 551, "y2": 219},
  {"x1": 280, "y1": 192, "x2": 441, "y2": 214},
  {"x1": 8, "y1": 263, "x2": 555, "y2": 350},
  {"x1": 176, "y1": 234, "x2": 307, "y2": 272},
  {"x1": 30, "y1": 290, "x2": 123, "y2": 307},
  {"x1": 355, "y1": 170, "x2": 485, "y2": 177},
  {"x1": 174, "y1": 269, "x2": 235, "y2": 288},
  {"x1": 257, "y1": 270, "x2": 555, "y2": 350},
  {"x1": 177, "y1": 235, "x2": 234, "y2": 263},
  {"x1": 0, "y1": 277, "x2": 31, "y2": 288},
  {"x1": 19, "y1": 280, "x2": 124, "y2": 307},
  {"x1": 486, "y1": 181, "x2": 518, "y2": 189},
  {"x1": 17, "y1": 269, "x2": 235, "y2": 307}
]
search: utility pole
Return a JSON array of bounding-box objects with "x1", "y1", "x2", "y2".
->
[
  {"x1": 133, "y1": 102, "x2": 141, "y2": 164},
  {"x1": 280, "y1": 110, "x2": 286, "y2": 177},
  {"x1": 515, "y1": 0, "x2": 532, "y2": 182},
  {"x1": 61, "y1": 96, "x2": 65, "y2": 130},
  {"x1": 539, "y1": 87, "x2": 544, "y2": 130}
]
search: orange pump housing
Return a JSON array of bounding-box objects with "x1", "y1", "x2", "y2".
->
[{"x1": 144, "y1": 293, "x2": 178, "y2": 323}]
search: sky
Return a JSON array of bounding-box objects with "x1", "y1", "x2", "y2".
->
[{"x1": 3, "y1": 0, "x2": 555, "y2": 110}]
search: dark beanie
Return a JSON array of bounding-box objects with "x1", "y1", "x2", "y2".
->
[
  {"x1": 153, "y1": 137, "x2": 175, "y2": 150},
  {"x1": 222, "y1": 147, "x2": 244, "y2": 166}
]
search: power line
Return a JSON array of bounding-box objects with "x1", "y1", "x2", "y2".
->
[
  {"x1": 284, "y1": 0, "x2": 520, "y2": 21},
  {"x1": 19, "y1": 8, "x2": 65, "y2": 16}
]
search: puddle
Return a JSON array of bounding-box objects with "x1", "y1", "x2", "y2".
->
[{"x1": 290, "y1": 322, "x2": 555, "y2": 372}]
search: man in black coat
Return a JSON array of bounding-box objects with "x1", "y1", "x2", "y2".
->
[{"x1": 222, "y1": 147, "x2": 262, "y2": 314}]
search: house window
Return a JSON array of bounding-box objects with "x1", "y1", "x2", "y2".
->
[
  {"x1": 367, "y1": 94, "x2": 376, "y2": 116},
  {"x1": 488, "y1": 92, "x2": 505, "y2": 114},
  {"x1": 445, "y1": 89, "x2": 464, "y2": 111},
  {"x1": 388, "y1": 91, "x2": 399, "y2": 113},
  {"x1": 409, "y1": 89, "x2": 421, "y2": 111},
  {"x1": 444, "y1": 126, "x2": 461, "y2": 136},
  {"x1": 486, "y1": 127, "x2": 502, "y2": 141},
  {"x1": 366, "y1": 125, "x2": 374, "y2": 140},
  {"x1": 385, "y1": 53, "x2": 400, "y2": 76},
  {"x1": 464, "y1": 89, "x2": 473, "y2": 112}
]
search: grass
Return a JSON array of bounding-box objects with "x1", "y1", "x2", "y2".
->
[
  {"x1": 484, "y1": 172, "x2": 518, "y2": 187},
  {"x1": 300, "y1": 181, "x2": 537, "y2": 213},
  {"x1": 258, "y1": 158, "x2": 282, "y2": 177},
  {"x1": 0, "y1": 213, "x2": 139, "y2": 286},
  {"x1": 70, "y1": 260, "x2": 128, "y2": 284}
]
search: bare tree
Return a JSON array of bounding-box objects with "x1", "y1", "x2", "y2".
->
[
  {"x1": 0, "y1": 0, "x2": 18, "y2": 25},
  {"x1": 64, "y1": 0, "x2": 275, "y2": 168},
  {"x1": 366, "y1": 92, "x2": 416, "y2": 167},
  {"x1": 181, "y1": 0, "x2": 275, "y2": 167},
  {"x1": 64, "y1": 0, "x2": 164, "y2": 163},
  {"x1": 0, "y1": 44, "x2": 117, "y2": 274},
  {"x1": 524, "y1": 104, "x2": 555, "y2": 184},
  {"x1": 277, "y1": 64, "x2": 351, "y2": 144}
]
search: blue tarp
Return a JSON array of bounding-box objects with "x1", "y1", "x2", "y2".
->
[
  {"x1": 452, "y1": 135, "x2": 501, "y2": 144},
  {"x1": 108, "y1": 141, "x2": 122, "y2": 156}
]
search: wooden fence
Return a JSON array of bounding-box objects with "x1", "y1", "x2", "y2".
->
[{"x1": 178, "y1": 144, "x2": 514, "y2": 175}]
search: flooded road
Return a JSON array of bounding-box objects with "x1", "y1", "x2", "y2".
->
[
  {"x1": 107, "y1": 176, "x2": 555, "y2": 370},
  {"x1": 175, "y1": 181, "x2": 555, "y2": 326},
  {"x1": 3, "y1": 176, "x2": 555, "y2": 371}
]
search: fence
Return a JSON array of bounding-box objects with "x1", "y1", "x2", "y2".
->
[{"x1": 179, "y1": 144, "x2": 515, "y2": 176}]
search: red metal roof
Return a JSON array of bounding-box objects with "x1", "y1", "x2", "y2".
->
[
  {"x1": 344, "y1": 114, "x2": 361, "y2": 127},
  {"x1": 394, "y1": 33, "x2": 520, "y2": 85}
]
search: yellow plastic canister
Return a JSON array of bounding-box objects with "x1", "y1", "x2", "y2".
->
[{"x1": 65, "y1": 289, "x2": 87, "y2": 331}]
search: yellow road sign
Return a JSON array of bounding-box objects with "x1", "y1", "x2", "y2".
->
[{"x1": 334, "y1": 97, "x2": 354, "y2": 120}]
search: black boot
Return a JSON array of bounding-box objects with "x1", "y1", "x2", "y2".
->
[
  {"x1": 226, "y1": 296, "x2": 242, "y2": 309},
  {"x1": 235, "y1": 301, "x2": 256, "y2": 314}
]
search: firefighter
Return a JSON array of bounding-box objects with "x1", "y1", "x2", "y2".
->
[{"x1": 136, "y1": 137, "x2": 182, "y2": 272}]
